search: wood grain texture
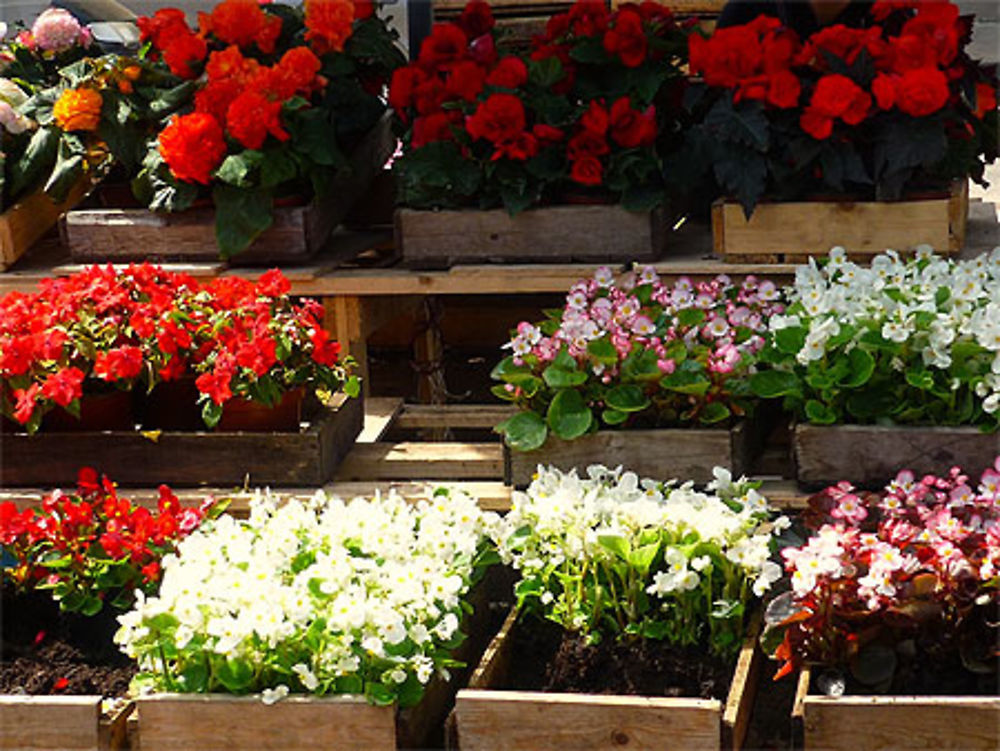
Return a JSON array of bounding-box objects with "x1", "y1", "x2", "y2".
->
[
  {"x1": 396, "y1": 205, "x2": 666, "y2": 267},
  {"x1": 395, "y1": 404, "x2": 518, "y2": 430},
  {"x1": 712, "y1": 181, "x2": 968, "y2": 261},
  {"x1": 335, "y1": 441, "x2": 504, "y2": 480},
  {"x1": 505, "y1": 422, "x2": 750, "y2": 487},
  {"x1": 793, "y1": 423, "x2": 1000, "y2": 489},
  {"x1": 0, "y1": 695, "x2": 101, "y2": 750},
  {"x1": 457, "y1": 607, "x2": 758, "y2": 751},
  {"x1": 135, "y1": 694, "x2": 397, "y2": 751},
  {"x1": 803, "y1": 696, "x2": 1000, "y2": 751},
  {"x1": 1, "y1": 177, "x2": 94, "y2": 271},
  {"x1": 65, "y1": 114, "x2": 393, "y2": 265},
  {"x1": 0, "y1": 397, "x2": 362, "y2": 487}
]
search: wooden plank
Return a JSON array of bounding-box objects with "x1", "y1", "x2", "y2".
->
[
  {"x1": 358, "y1": 397, "x2": 404, "y2": 442},
  {"x1": 323, "y1": 480, "x2": 511, "y2": 510},
  {"x1": 335, "y1": 441, "x2": 504, "y2": 480},
  {"x1": 0, "y1": 695, "x2": 101, "y2": 751},
  {"x1": 793, "y1": 423, "x2": 1000, "y2": 489},
  {"x1": 396, "y1": 205, "x2": 666, "y2": 267},
  {"x1": 614, "y1": 0, "x2": 725, "y2": 12},
  {"x1": 1, "y1": 175, "x2": 95, "y2": 271},
  {"x1": 714, "y1": 181, "x2": 967, "y2": 261},
  {"x1": 136, "y1": 694, "x2": 397, "y2": 751},
  {"x1": 396, "y1": 404, "x2": 518, "y2": 430},
  {"x1": 65, "y1": 114, "x2": 393, "y2": 265},
  {"x1": 722, "y1": 613, "x2": 762, "y2": 751},
  {"x1": 802, "y1": 695, "x2": 1000, "y2": 751},
  {"x1": 0, "y1": 397, "x2": 362, "y2": 488},
  {"x1": 506, "y1": 422, "x2": 750, "y2": 487}
]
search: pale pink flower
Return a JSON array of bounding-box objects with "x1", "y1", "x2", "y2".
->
[{"x1": 31, "y1": 9, "x2": 84, "y2": 52}]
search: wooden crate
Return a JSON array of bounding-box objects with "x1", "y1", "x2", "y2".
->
[
  {"x1": 0, "y1": 696, "x2": 132, "y2": 751},
  {"x1": 454, "y1": 607, "x2": 761, "y2": 751},
  {"x1": 0, "y1": 395, "x2": 362, "y2": 488},
  {"x1": 712, "y1": 180, "x2": 969, "y2": 263},
  {"x1": 64, "y1": 114, "x2": 394, "y2": 265},
  {"x1": 395, "y1": 205, "x2": 668, "y2": 268},
  {"x1": 505, "y1": 421, "x2": 752, "y2": 487},
  {"x1": 793, "y1": 668, "x2": 1000, "y2": 751},
  {"x1": 793, "y1": 423, "x2": 1000, "y2": 490},
  {"x1": 0, "y1": 177, "x2": 95, "y2": 271}
]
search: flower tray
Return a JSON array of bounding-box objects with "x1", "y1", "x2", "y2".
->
[
  {"x1": 453, "y1": 607, "x2": 761, "y2": 751},
  {"x1": 63, "y1": 113, "x2": 394, "y2": 266},
  {"x1": 0, "y1": 176, "x2": 95, "y2": 271},
  {"x1": 504, "y1": 421, "x2": 753, "y2": 487},
  {"x1": 0, "y1": 394, "x2": 362, "y2": 488},
  {"x1": 792, "y1": 668, "x2": 1000, "y2": 751},
  {"x1": 0, "y1": 695, "x2": 132, "y2": 751},
  {"x1": 394, "y1": 204, "x2": 668, "y2": 268},
  {"x1": 711, "y1": 180, "x2": 968, "y2": 263},
  {"x1": 793, "y1": 423, "x2": 1000, "y2": 490}
]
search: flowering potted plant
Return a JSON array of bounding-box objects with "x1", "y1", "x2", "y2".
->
[
  {"x1": 63, "y1": 0, "x2": 404, "y2": 262},
  {"x1": 677, "y1": 1, "x2": 998, "y2": 261},
  {"x1": 455, "y1": 465, "x2": 786, "y2": 751},
  {"x1": 0, "y1": 469, "x2": 218, "y2": 751},
  {"x1": 761, "y1": 460, "x2": 1000, "y2": 751},
  {"x1": 115, "y1": 486, "x2": 498, "y2": 751},
  {"x1": 1, "y1": 265, "x2": 361, "y2": 487},
  {"x1": 391, "y1": 0, "x2": 689, "y2": 265},
  {"x1": 493, "y1": 264, "x2": 784, "y2": 484},
  {"x1": 750, "y1": 247, "x2": 1000, "y2": 488},
  {"x1": 0, "y1": 10, "x2": 126, "y2": 269}
]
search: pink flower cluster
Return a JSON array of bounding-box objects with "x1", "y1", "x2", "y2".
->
[
  {"x1": 21, "y1": 8, "x2": 92, "y2": 53},
  {"x1": 507, "y1": 266, "x2": 783, "y2": 382},
  {"x1": 771, "y1": 459, "x2": 1000, "y2": 679}
]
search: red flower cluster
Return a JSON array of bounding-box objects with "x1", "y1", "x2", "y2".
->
[
  {"x1": 0, "y1": 266, "x2": 347, "y2": 431},
  {"x1": 392, "y1": 0, "x2": 680, "y2": 194},
  {"x1": 142, "y1": 2, "x2": 336, "y2": 183},
  {"x1": 0, "y1": 468, "x2": 218, "y2": 614},
  {"x1": 691, "y1": 0, "x2": 997, "y2": 141}
]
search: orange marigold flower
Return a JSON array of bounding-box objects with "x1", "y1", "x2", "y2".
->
[
  {"x1": 304, "y1": 0, "x2": 355, "y2": 55},
  {"x1": 200, "y1": 0, "x2": 282, "y2": 54},
  {"x1": 159, "y1": 112, "x2": 227, "y2": 184},
  {"x1": 226, "y1": 90, "x2": 289, "y2": 149},
  {"x1": 53, "y1": 88, "x2": 103, "y2": 132}
]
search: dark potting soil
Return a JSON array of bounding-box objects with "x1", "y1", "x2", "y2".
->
[
  {"x1": 501, "y1": 616, "x2": 734, "y2": 701},
  {"x1": 0, "y1": 590, "x2": 134, "y2": 696}
]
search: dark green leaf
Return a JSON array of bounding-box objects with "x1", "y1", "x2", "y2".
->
[
  {"x1": 546, "y1": 389, "x2": 593, "y2": 440},
  {"x1": 604, "y1": 384, "x2": 650, "y2": 413},
  {"x1": 496, "y1": 411, "x2": 547, "y2": 452},
  {"x1": 212, "y1": 185, "x2": 273, "y2": 258}
]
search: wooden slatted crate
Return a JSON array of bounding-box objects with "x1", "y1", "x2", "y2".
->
[
  {"x1": 0, "y1": 696, "x2": 132, "y2": 751},
  {"x1": 0, "y1": 176, "x2": 96, "y2": 271},
  {"x1": 712, "y1": 180, "x2": 969, "y2": 263},
  {"x1": 454, "y1": 608, "x2": 762, "y2": 751},
  {"x1": 793, "y1": 668, "x2": 1000, "y2": 751}
]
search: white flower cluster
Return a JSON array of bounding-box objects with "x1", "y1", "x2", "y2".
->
[
  {"x1": 493, "y1": 465, "x2": 787, "y2": 621},
  {"x1": 774, "y1": 246, "x2": 1000, "y2": 412},
  {"x1": 116, "y1": 488, "x2": 496, "y2": 703},
  {"x1": 0, "y1": 79, "x2": 32, "y2": 135}
]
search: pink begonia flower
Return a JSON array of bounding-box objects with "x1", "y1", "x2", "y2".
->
[
  {"x1": 657, "y1": 358, "x2": 676, "y2": 374},
  {"x1": 31, "y1": 8, "x2": 84, "y2": 52},
  {"x1": 830, "y1": 494, "x2": 867, "y2": 524},
  {"x1": 709, "y1": 343, "x2": 740, "y2": 374}
]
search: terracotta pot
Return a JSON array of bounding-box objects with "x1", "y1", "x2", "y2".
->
[
  {"x1": 142, "y1": 377, "x2": 203, "y2": 431},
  {"x1": 216, "y1": 388, "x2": 305, "y2": 433},
  {"x1": 43, "y1": 390, "x2": 135, "y2": 432}
]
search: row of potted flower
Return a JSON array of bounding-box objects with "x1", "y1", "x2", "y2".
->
[
  {"x1": 495, "y1": 246, "x2": 1000, "y2": 487},
  {"x1": 2, "y1": 459, "x2": 997, "y2": 750},
  {"x1": 2, "y1": 0, "x2": 996, "y2": 265},
  {"x1": 0, "y1": 264, "x2": 356, "y2": 434}
]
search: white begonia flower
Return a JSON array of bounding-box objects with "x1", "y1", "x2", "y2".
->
[{"x1": 261, "y1": 685, "x2": 289, "y2": 705}]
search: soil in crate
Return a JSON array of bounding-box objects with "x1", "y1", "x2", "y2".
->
[
  {"x1": 0, "y1": 592, "x2": 134, "y2": 696},
  {"x1": 501, "y1": 617, "x2": 733, "y2": 700}
]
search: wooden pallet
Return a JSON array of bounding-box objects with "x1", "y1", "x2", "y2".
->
[{"x1": 0, "y1": 696, "x2": 132, "y2": 751}]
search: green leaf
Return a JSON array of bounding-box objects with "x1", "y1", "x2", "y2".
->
[
  {"x1": 700, "y1": 401, "x2": 731, "y2": 424},
  {"x1": 8, "y1": 126, "x2": 59, "y2": 199},
  {"x1": 212, "y1": 186, "x2": 273, "y2": 258},
  {"x1": 677, "y1": 308, "x2": 706, "y2": 328},
  {"x1": 602, "y1": 408, "x2": 628, "y2": 426},
  {"x1": 201, "y1": 399, "x2": 223, "y2": 429},
  {"x1": 598, "y1": 534, "x2": 631, "y2": 561},
  {"x1": 775, "y1": 327, "x2": 807, "y2": 355},
  {"x1": 528, "y1": 57, "x2": 564, "y2": 88},
  {"x1": 259, "y1": 148, "x2": 299, "y2": 188},
  {"x1": 179, "y1": 661, "x2": 209, "y2": 693},
  {"x1": 840, "y1": 348, "x2": 875, "y2": 388},
  {"x1": 214, "y1": 657, "x2": 254, "y2": 692},
  {"x1": 216, "y1": 151, "x2": 262, "y2": 188},
  {"x1": 604, "y1": 384, "x2": 650, "y2": 413},
  {"x1": 496, "y1": 411, "x2": 547, "y2": 452},
  {"x1": 43, "y1": 151, "x2": 83, "y2": 204},
  {"x1": 660, "y1": 370, "x2": 710, "y2": 396},
  {"x1": 149, "y1": 80, "x2": 199, "y2": 117},
  {"x1": 804, "y1": 399, "x2": 837, "y2": 425},
  {"x1": 905, "y1": 369, "x2": 935, "y2": 391},
  {"x1": 546, "y1": 389, "x2": 593, "y2": 441},
  {"x1": 587, "y1": 337, "x2": 619, "y2": 365},
  {"x1": 750, "y1": 370, "x2": 800, "y2": 398},
  {"x1": 629, "y1": 542, "x2": 660, "y2": 575},
  {"x1": 542, "y1": 365, "x2": 586, "y2": 388}
]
